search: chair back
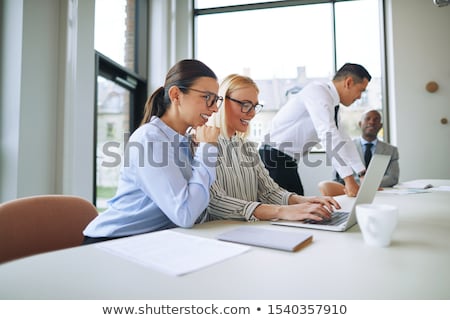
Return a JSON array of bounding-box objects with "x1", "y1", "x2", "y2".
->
[{"x1": 0, "y1": 195, "x2": 98, "y2": 263}]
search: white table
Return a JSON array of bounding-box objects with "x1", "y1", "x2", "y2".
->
[{"x1": 1, "y1": 180, "x2": 449, "y2": 299}]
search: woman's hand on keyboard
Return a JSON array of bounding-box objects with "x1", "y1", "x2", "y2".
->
[{"x1": 288, "y1": 194, "x2": 341, "y2": 212}]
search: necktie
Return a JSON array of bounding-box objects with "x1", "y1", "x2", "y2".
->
[
  {"x1": 334, "y1": 105, "x2": 340, "y2": 128},
  {"x1": 364, "y1": 143, "x2": 373, "y2": 168}
]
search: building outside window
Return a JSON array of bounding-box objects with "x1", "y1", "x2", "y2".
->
[{"x1": 194, "y1": 0, "x2": 386, "y2": 145}]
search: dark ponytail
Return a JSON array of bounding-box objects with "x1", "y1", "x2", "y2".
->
[
  {"x1": 140, "y1": 87, "x2": 169, "y2": 125},
  {"x1": 140, "y1": 59, "x2": 217, "y2": 126}
]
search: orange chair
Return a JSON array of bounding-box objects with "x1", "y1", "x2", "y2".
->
[{"x1": 0, "y1": 195, "x2": 98, "y2": 264}]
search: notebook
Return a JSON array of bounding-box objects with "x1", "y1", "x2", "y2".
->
[
  {"x1": 271, "y1": 154, "x2": 391, "y2": 232},
  {"x1": 217, "y1": 226, "x2": 313, "y2": 252}
]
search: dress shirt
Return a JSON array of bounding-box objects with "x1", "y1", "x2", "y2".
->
[
  {"x1": 360, "y1": 137, "x2": 377, "y2": 165},
  {"x1": 84, "y1": 116, "x2": 218, "y2": 238},
  {"x1": 206, "y1": 135, "x2": 292, "y2": 221},
  {"x1": 264, "y1": 80, "x2": 365, "y2": 178}
]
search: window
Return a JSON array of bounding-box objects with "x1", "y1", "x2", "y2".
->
[
  {"x1": 194, "y1": 0, "x2": 386, "y2": 144},
  {"x1": 94, "y1": 0, "x2": 148, "y2": 210}
]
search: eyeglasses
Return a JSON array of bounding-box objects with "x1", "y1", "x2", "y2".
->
[
  {"x1": 178, "y1": 86, "x2": 223, "y2": 108},
  {"x1": 226, "y1": 96, "x2": 263, "y2": 114}
]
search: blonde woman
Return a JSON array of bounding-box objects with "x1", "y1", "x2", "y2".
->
[{"x1": 206, "y1": 74, "x2": 339, "y2": 222}]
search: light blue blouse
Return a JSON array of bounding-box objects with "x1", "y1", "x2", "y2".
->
[{"x1": 83, "y1": 116, "x2": 218, "y2": 237}]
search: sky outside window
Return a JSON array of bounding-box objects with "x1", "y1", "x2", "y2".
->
[{"x1": 196, "y1": 4, "x2": 334, "y2": 80}]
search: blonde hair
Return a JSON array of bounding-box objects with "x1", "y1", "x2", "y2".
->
[{"x1": 210, "y1": 74, "x2": 259, "y2": 139}]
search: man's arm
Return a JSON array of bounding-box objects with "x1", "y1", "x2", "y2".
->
[{"x1": 343, "y1": 174, "x2": 362, "y2": 197}]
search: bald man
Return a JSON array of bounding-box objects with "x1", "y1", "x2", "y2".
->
[{"x1": 318, "y1": 109, "x2": 399, "y2": 196}]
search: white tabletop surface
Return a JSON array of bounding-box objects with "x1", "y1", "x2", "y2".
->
[{"x1": 1, "y1": 180, "x2": 449, "y2": 299}]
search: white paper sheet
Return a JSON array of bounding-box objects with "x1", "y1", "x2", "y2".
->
[
  {"x1": 430, "y1": 186, "x2": 450, "y2": 192},
  {"x1": 380, "y1": 189, "x2": 431, "y2": 195},
  {"x1": 95, "y1": 230, "x2": 250, "y2": 276},
  {"x1": 395, "y1": 180, "x2": 434, "y2": 189}
]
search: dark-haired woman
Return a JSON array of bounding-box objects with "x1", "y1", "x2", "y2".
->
[{"x1": 83, "y1": 59, "x2": 222, "y2": 244}]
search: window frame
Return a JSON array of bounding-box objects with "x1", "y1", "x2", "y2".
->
[
  {"x1": 93, "y1": 0, "x2": 149, "y2": 207},
  {"x1": 192, "y1": 0, "x2": 389, "y2": 143},
  {"x1": 93, "y1": 52, "x2": 147, "y2": 207}
]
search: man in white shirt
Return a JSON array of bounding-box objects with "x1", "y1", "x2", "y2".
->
[{"x1": 259, "y1": 63, "x2": 371, "y2": 197}]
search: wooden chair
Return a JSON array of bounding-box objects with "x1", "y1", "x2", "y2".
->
[{"x1": 0, "y1": 195, "x2": 98, "y2": 264}]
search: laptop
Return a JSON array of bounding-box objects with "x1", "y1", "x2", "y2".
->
[{"x1": 271, "y1": 154, "x2": 391, "y2": 232}]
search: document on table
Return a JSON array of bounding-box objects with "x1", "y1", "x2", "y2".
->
[
  {"x1": 431, "y1": 186, "x2": 450, "y2": 192},
  {"x1": 95, "y1": 230, "x2": 250, "y2": 276},
  {"x1": 389, "y1": 179, "x2": 450, "y2": 194},
  {"x1": 380, "y1": 189, "x2": 431, "y2": 195},
  {"x1": 394, "y1": 180, "x2": 434, "y2": 189}
]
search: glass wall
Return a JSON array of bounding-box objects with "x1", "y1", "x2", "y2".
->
[{"x1": 194, "y1": 0, "x2": 385, "y2": 144}]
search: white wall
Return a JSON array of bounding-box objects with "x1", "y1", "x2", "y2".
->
[
  {"x1": 1, "y1": 0, "x2": 60, "y2": 200},
  {"x1": 57, "y1": 0, "x2": 95, "y2": 200},
  {"x1": 0, "y1": 0, "x2": 23, "y2": 200},
  {"x1": 148, "y1": 0, "x2": 193, "y2": 94},
  {"x1": 1, "y1": 0, "x2": 449, "y2": 202},
  {"x1": 386, "y1": 0, "x2": 450, "y2": 181},
  {"x1": 0, "y1": 0, "x2": 95, "y2": 202}
]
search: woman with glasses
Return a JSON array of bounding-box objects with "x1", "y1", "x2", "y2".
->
[
  {"x1": 205, "y1": 74, "x2": 339, "y2": 222},
  {"x1": 83, "y1": 59, "x2": 222, "y2": 244}
]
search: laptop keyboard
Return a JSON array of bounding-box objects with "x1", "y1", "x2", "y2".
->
[{"x1": 305, "y1": 211, "x2": 349, "y2": 226}]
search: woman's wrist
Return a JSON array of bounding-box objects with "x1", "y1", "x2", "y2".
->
[
  {"x1": 288, "y1": 194, "x2": 304, "y2": 205},
  {"x1": 253, "y1": 203, "x2": 282, "y2": 221}
]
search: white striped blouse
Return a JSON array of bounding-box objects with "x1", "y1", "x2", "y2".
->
[{"x1": 206, "y1": 135, "x2": 293, "y2": 221}]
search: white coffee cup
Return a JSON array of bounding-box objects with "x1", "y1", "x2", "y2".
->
[{"x1": 356, "y1": 204, "x2": 398, "y2": 247}]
